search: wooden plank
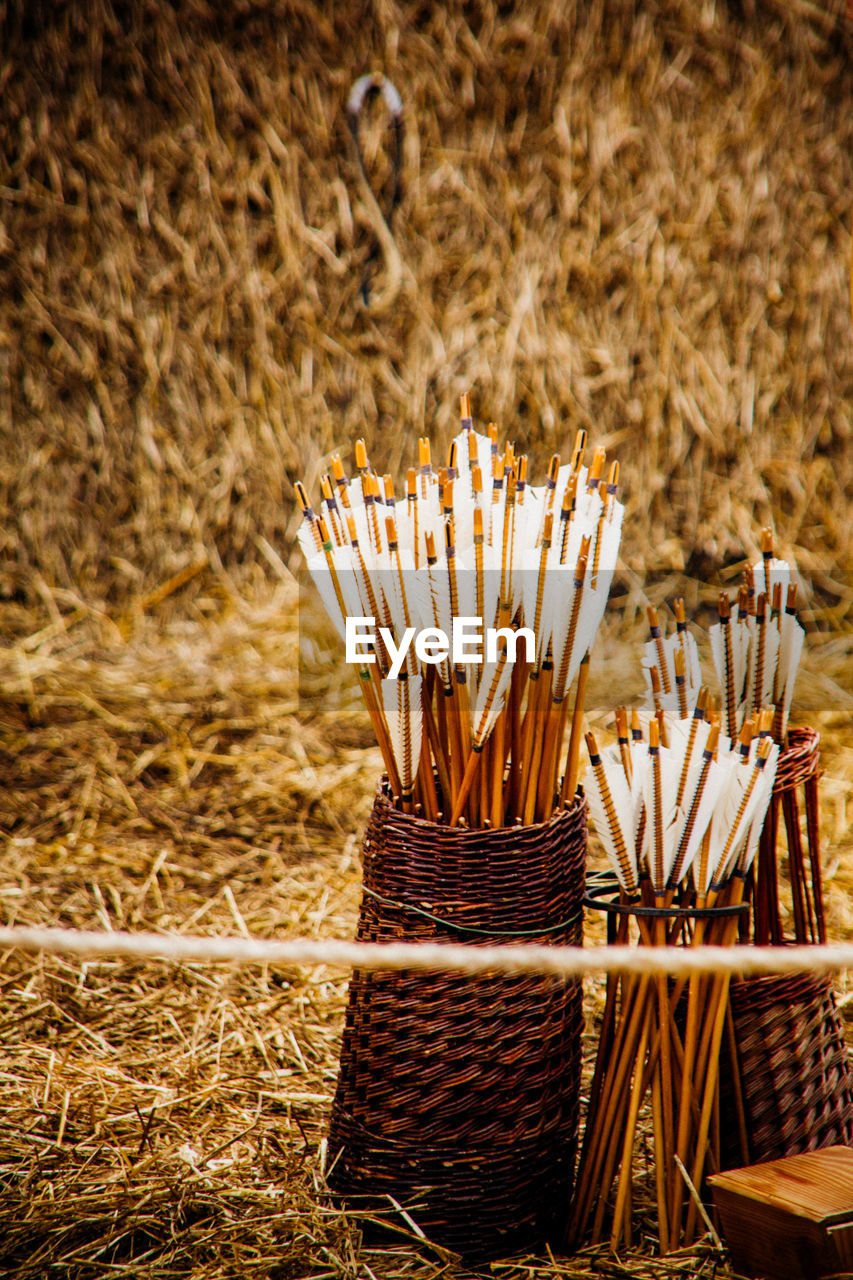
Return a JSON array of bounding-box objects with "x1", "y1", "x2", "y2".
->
[
  {"x1": 710, "y1": 1146, "x2": 853, "y2": 1223},
  {"x1": 709, "y1": 1148, "x2": 853, "y2": 1280}
]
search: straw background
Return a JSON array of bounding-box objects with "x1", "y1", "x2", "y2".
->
[
  {"x1": 2, "y1": 1, "x2": 853, "y2": 1276},
  {"x1": 3, "y1": 0, "x2": 853, "y2": 603}
]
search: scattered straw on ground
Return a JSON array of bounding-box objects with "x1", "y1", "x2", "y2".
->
[{"x1": 1, "y1": 578, "x2": 851, "y2": 1277}]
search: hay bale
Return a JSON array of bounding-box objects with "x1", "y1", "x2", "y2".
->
[{"x1": 0, "y1": 0, "x2": 851, "y2": 613}]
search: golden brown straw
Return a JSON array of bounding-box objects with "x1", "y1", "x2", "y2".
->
[{"x1": 3, "y1": 5, "x2": 852, "y2": 1273}]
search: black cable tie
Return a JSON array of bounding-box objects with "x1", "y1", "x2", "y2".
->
[{"x1": 361, "y1": 885, "x2": 580, "y2": 938}]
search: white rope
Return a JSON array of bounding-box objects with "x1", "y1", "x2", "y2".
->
[{"x1": 2, "y1": 924, "x2": 853, "y2": 979}]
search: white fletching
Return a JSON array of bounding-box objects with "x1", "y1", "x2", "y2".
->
[
  {"x1": 709, "y1": 754, "x2": 770, "y2": 885},
  {"x1": 710, "y1": 613, "x2": 749, "y2": 737},
  {"x1": 472, "y1": 651, "x2": 515, "y2": 747},
  {"x1": 742, "y1": 742, "x2": 780, "y2": 872},
  {"x1": 753, "y1": 555, "x2": 792, "y2": 605},
  {"x1": 674, "y1": 754, "x2": 730, "y2": 891},
  {"x1": 746, "y1": 611, "x2": 781, "y2": 712},
  {"x1": 640, "y1": 745, "x2": 683, "y2": 890},
  {"x1": 777, "y1": 609, "x2": 805, "y2": 738},
  {"x1": 584, "y1": 755, "x2": 640, "y2": 895}
]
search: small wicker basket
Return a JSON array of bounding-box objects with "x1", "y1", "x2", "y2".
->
[
  {"x1": 720, "y1": 969, "x2": 853, "y2": 1170},
  {"x1": 719, "y1": 727, "x2": 851, "y2": 1170},
  {"x1": 327, "y1": 783, "x2": 587, "y2": 1261}
]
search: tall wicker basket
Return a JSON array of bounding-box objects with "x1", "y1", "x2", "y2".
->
[{"x1": 327, "y1": 784, "x2": 587, "y2": 1261}]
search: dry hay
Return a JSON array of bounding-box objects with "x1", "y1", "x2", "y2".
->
[
  {"x1": 2, "y1": 0, "x2": 853, "y2": 1277},
  {"x1": 2, "y1": 582, "x2": 852, "y2": 1278},
  {"x1": 0, "y1": 589, "x2": 373, "y2": 1278},
  {"x1": 1, "y1": 0, "x2": 852, "y2": 610}
]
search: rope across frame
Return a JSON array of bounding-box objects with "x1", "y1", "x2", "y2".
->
[{"x1": 4, "y1": 928, "x2": 853, "y2": 978}]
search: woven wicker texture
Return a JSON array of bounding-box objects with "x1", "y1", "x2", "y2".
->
[
  {"x1": 720, "y1": 970, "x2": 853, "y2": 1171},
  {"x1": 774, "y1": 727, "x2": 820, "y2": 793},
  {"x1": 752, "y1": 727, "x2": 825, "y2": 946},
  {"x1": 327, "y1": 785, "x2": 587, "y2": 1260}
]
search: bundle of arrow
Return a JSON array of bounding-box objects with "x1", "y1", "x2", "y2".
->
[
  {"x1": 638, "y1": 538, "x2": 812, "y2": 948},
  {"x1": 570, "y1": 537, "x2": 805, "y2": 1254},
  {"x1": 639, "y1": 529, "x2": 804, "y2": 746},
  {"x1": 296, "y1": 395, "x2": 623, "y2": 828},
  {"x1": 571, "y1": 703, "x2": 779, "y2": 1252}
]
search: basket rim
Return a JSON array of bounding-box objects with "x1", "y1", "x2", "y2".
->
[
  {"x1": 583, "y1": 886, "x2": 748, "y2": 921},
  {"x1": 372, "y1": 774, "x2": 586, "y2": 838}
]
